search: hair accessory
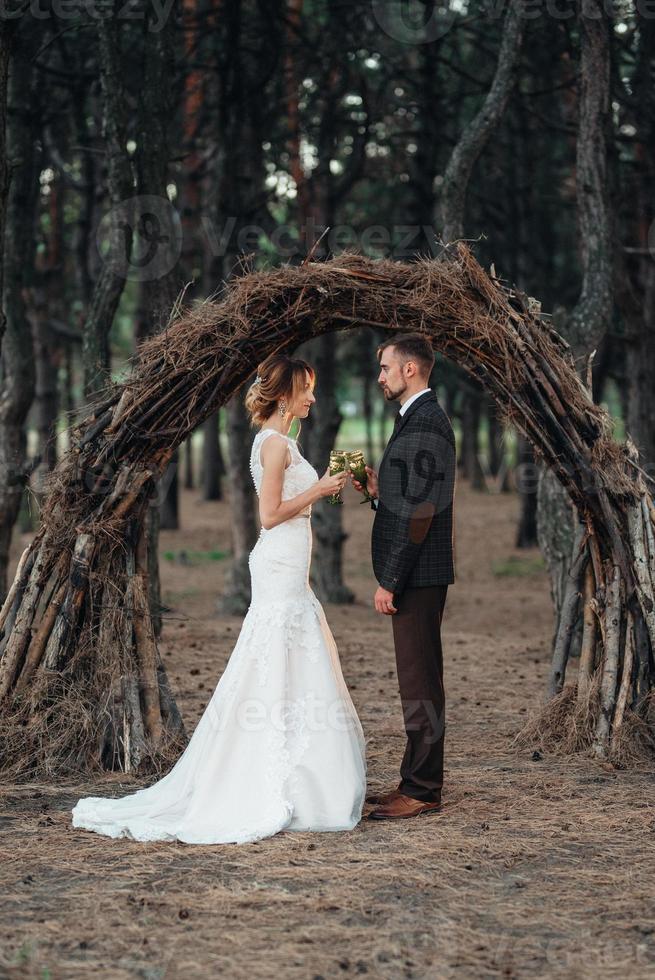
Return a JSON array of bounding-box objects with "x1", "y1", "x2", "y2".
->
[{"x1": 254, "y1": 374, "x2": 263, "y2": 385}]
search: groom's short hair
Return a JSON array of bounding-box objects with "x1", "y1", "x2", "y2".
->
[{"x1": 377, "y1": 332, "x2": 435, "y2": 378}]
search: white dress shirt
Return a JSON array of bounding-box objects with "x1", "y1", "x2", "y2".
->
[
  {"x1": 371, "y1": 388, "x2": 433, "y2": 510},
  {"x1": 398, "y1": 387, "x2": 432, "y2": 416}
]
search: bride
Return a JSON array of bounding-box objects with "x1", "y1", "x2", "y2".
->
[{"x1": 71, "y1": 353, "x2": 367, "y2": 844}]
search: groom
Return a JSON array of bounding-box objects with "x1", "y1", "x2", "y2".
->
[{"x1": 351, "y1": 332, "x2": 456, "y2": 820}]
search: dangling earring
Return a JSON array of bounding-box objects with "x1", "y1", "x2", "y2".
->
[{"x1": 279, "y1": 400, "x2": 287, "y2": 418}]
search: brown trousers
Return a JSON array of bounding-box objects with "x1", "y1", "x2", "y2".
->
[{"x1": 391, "y1": 584, "x2": 448, "y2": 803}]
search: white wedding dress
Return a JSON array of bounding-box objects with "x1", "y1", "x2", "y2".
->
[{"x1": 72, "y1": 427, "x2": 367, "y2": 844}]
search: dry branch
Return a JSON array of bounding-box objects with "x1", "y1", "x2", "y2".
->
[
  {"x1": 548, "y1": 521, "x2": 588, "y2": 698},
  {"x1": 594, "y1": 565, "x2": 622, "y2": 757},
  {"x1": 577, "y1": 562, "x2": 598, "y2": 699}
]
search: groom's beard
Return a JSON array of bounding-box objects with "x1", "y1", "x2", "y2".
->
[{"x1": 380, "y1": 382, "x2": 407, "y2": 402}]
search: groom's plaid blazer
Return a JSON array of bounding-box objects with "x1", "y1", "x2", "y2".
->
[{"x1": 371, "y1": 390, "x2": 456, "y2": 596}]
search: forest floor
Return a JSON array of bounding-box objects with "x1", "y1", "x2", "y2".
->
[{"x1": 1, "y1": 480, "x2": 655, "y2": 980}]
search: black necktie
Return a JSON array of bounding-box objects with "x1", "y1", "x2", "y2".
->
[{"x1": 393, "y1": 412, "x2": 402, "y2": 432}]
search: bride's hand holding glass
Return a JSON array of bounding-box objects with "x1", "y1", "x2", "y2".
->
[{"x1": 316, "y1": 467, "x2": 348, "y2": 500}]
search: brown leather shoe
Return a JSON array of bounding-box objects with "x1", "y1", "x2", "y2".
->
[
  {"x1": 365, "y1": 784, "x2": 403, "y2": 805},
  {"x1": 368, "y1": 792, "x2": 442, "y2": 820}
]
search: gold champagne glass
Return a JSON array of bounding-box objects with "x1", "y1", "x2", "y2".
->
[
  {"x1": 346, "y1": 450, "x2": 374, "y2": 503},
  {"x1": 328, "y1": 449, "x2": 373, "y2": 505},
  {"x1": 329, "y1": 450, "x2": 348, "y2": 505}
]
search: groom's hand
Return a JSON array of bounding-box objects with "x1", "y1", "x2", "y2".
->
[
  {"x1": 374, "y1": 586, "x2": 397, "y2": 615},
  {"x1": 352, "y1": 465, "x2": 379, "y2": 499}
]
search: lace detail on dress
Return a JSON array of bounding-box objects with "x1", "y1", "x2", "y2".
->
[
  {"x1": 240, "y1": 595, "x2": 322, "y2": 686},
  {"x1": 264, "y1": 694, "x2": 313, "y2": 811}
]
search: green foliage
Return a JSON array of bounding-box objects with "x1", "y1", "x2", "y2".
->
[
  {"x1": 491, "y1": 555, "x2": 547, "y2": 578},
  {"x1": 163, "y1": 550, "x2": 230, "y2": 564}
]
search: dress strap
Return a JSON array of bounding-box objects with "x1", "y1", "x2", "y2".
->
[
  {"x1": 256, "y1": 428, "x2": 288, "y2": 447},
  {"x1": 252, "y1": 429, "x2": 292, "y2": 468}
]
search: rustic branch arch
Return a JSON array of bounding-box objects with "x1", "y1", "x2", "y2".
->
[{"x1": 1, "y1": 245, "x2": 654, "y2": 777}]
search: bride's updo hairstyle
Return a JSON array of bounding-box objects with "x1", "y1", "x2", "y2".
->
[{"x1": 244, "y1": 352, "x2": 315, "y2": 427}]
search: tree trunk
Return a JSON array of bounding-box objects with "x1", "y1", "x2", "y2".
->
[
  {"x1": 31, "y1": 292, "x2": 60, "y2": 501},
  {"x1": 62, "y1": 338, "x2": 77, "y2": 446},
  {"x1": 183, "y1": 436, "x2": 195, "y2": 490},
  {"x1": 36, "y1": 166, "x2": 67, "y2": 476},
  {"x1": 82, "y1": 7, "x2": 136, "y2": 398},
  {"x1": 536, "y1": 0, "x2": 614, "y2": 682},
  {"x1": 303, "y1": 334, "x2": 354, "y2": 604},
  {"x1": 178, "y1": 0, "x2": 205, "y2": 305},
  {"x1": 206, "y1": 0, "x2": 277, "y2": 613},
  {"x1": 0, "y1": 35, "x2": 39, "y2": 600},
  {"x1": 282, "y1": 0, "x2": 356, "y2": 603},
  {"x1": 407, "y1": 0, "x2": 442, "y2": 247},
  {"x1": 147, "y1": 501, "x2": 164, "y2": 640},
  {"x1": 0, "y1": 22, "x2": 16, "y2": 354},
  {"x1": 565, "y1": 3, "x2": 613, "y2": 357},
  {"x1": 202, "y1": 411, "x2": 224, "y2": 500},
  {"x1": 620, "y1": 10, "x2": 655, "y2": 475},
  {"x1": 359, "y1": 330, "x2": 376, "y2": 465},
  {"x1": 439, "y1": 0, "x2": 525, "y2": 242},
  {"x1": 460, "y1": 386, "x2": 485, "y2": 491},
  {"x1": 515, "y1": 435, "x2": 538, "y2": 547},
  {"x1": 159, "y1": 452, "x2": 179, "y2": 531},
  {"x1": 71, "y1": 84, "x2": 95, "y2": 311},
  {"x1": 218, "y1": 393, "x2": 258, "y2": 615},
  {"x1": 133, "y1": 4, "x2": 182, "y2": 611}
]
